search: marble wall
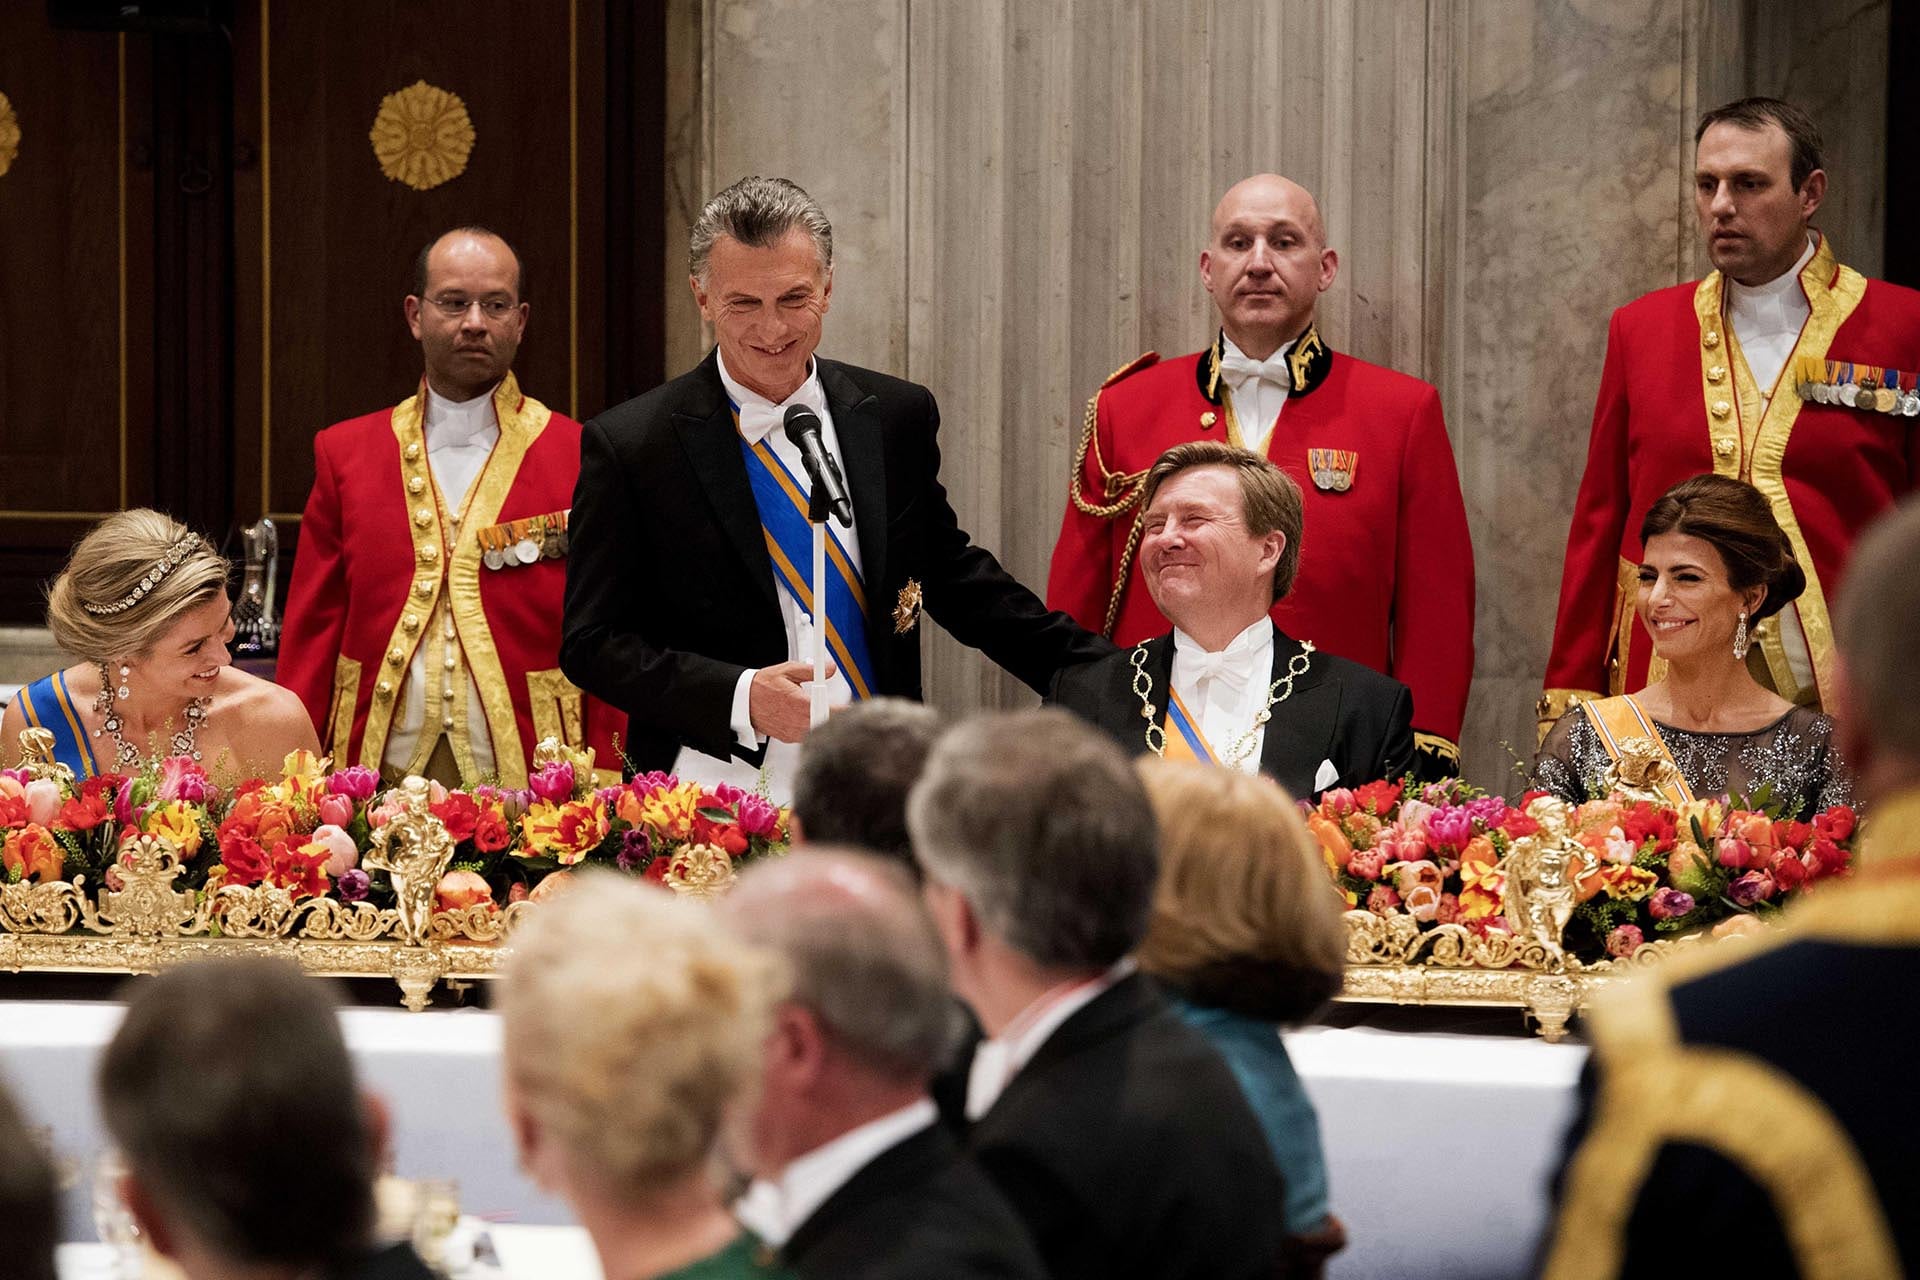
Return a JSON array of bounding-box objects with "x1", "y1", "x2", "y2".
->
[{"x1": 665, "y1": 0, "x2": 1889, "y2": 789}]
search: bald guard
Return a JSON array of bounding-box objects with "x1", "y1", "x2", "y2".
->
[{"x1": 1047, "y1": 174, "x2": 1474, "y2": 779}]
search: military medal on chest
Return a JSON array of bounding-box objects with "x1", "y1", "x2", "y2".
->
[
  {"x1": 1307, "y1": 447, "x2": 1358, "y2": 492},
  {"x1": 1794, "y1": 356, "x2": 1920, "y2": 417}
]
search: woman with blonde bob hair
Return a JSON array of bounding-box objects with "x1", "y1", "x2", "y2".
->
[
  {"x1": 1, "y1": 509, "x2": 316, "y2": 777},
  {"x1": 499, "y1": 874, "x2": 791, "y2": 1279},
  {"x1": 1137, "y1": 760, "x2": 1348, "y2": 1273}
]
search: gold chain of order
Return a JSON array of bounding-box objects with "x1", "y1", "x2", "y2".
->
[{"x1": 1129, "y1": 638, "x2": 1315, "y2": 769}]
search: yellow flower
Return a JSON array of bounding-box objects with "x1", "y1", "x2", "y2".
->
[
  {"x1": 519, "y1": 799, "x2": 610, "y2": 866},
  {"x1": 141, "y1": 800, "x2": 203, "y2": 860},
  {"x1": 1678, "y1": 798, "x2": 1726, "y2": 845},
  {"x1": 636, "y1": 783, "x2": 702, "y2": 841},
  {"x1": 275, "y1": 749, "x2": 327, "y2": 803},
  {"x1": 1458, "y1": 861, "x2": 1506, "y2": 920}
]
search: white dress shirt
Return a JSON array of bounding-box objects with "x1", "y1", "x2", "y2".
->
[
  {"x1": 1726, "y1": 235, "x2": 1816, "y2": 398},
  {"x1": 1725, "y1": 235, "x2": 1818, "y2": 693},
  {"x1": 964, "y1": 959, "x2": 1136, "y2": 1121},
  {"x1": 668, "y1": 350, "x2": 865, "y2": 802},
  {"x1": 382, "y1": 387, "x2": 498, "y2": 777},
  {"x1": 733, "y1": 1098, "x2": 938, "y2": 1249},
  {"x1": 1218, "y1": 333, "x2": 1297, "y2": 456},
  {"x1": 1170, "y1": 618, "x2": 1273, "y2": 773}
]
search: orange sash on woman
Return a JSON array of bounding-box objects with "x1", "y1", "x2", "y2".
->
[{"x1": 1578, "y1": 695, "x2": 1695, "y2": 806}]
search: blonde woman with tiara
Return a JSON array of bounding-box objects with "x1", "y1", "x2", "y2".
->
[{"x1": 1, "y1": 509, "x2": 318, "y2": 777}]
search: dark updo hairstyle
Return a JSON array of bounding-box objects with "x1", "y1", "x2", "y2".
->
[{"x1": 1639, "y1": 475, "x2": 1806, "y2": 622}]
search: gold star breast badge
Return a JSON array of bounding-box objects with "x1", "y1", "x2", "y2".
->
[{"x1": 893, "y1": 578, "x2": 924, "y2": 635}]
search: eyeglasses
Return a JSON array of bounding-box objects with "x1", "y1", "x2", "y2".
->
[{"x1": 423, "y1": 295, "x2": 520, "y2": 320}]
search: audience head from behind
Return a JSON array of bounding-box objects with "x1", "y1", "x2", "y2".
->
[
  {"x1": 498, "y1": 874, "x2": 786, "y2": 1276},
  {"x1": 1136, "y1": 760, "x2": 1346, "y2": 1025},
  {"x1": 717, "y1": 849, "x2": 960, "y2": 1180},
  {"x1": 1831, "y1": 495, "x2": 1920, "y2": 803},
  {"x1": 790, "y1": 698, "x2": 944, "y2": 874},
  {"x1": 96, "y1": 957, "x2": 389, "y2": 1279},
  {"x1": 906, "y1": 708, "x2": 1158, "y2": 1034},
  {"x1": 0, "y1": 1076, "x2": 58, "y2": 1280}
]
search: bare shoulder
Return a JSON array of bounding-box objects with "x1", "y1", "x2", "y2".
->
[{"x1": 214, "y1": 669, "x2": 320, "y2": 740}]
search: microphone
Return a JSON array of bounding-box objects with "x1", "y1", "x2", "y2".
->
[{"x1": 782, "y1": 404, "x2": 855, "y2": 528}]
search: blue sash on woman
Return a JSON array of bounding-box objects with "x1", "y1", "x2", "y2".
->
[{"x1": 12, "y1": 672, "x2": 102, "y2": 779}]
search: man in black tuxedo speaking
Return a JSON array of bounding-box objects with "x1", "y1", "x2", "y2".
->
[
  {"x1": 561, "y1": 176, "x2": 1108, "y2": 793},
  {"x1": 1049, "y1": 439, "x2": 1414, "y2": 797}
]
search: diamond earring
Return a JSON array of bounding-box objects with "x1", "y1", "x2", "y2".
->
[
  {"x1": 1732, "y1": 611, "x2": 1750, "y2": 661},
  {"x1": 117, "y1": 663, "x2": 132, "y2": 700}
]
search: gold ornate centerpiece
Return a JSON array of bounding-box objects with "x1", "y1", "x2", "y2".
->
[
  {"x1": 369, "y1": 80, "x2": 475, "y2": 191},
  {"x1": 1318, "y1": 777, "x2": 1857, "y2": 1038},
  {"x1": 0, "y1": 735, "x2": 790, "y2": 1009}
]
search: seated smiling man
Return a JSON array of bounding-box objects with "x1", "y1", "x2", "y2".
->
[{"x1": 1049, "y1": 440, "x2": 1414, "y2": 797}]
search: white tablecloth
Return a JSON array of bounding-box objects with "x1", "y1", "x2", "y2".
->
[
  {"x1": 5, "y1": 999, "x2": 1587, "y2": 1280},
  {"x1": 1287, "y1": 1024, "x2": 1588, "y2": 1278}
]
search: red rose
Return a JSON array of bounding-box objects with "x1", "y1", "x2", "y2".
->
[
  {"x1": 1769, "y1": 851, "x2": 1810, "y2": 891},
  {"x1": 1351, "y1": 779, "x2": 1404, "y2": 817},
  {"x1": 57, "y1": 791, "x2": 111, "y2": 832},
  {"x1": 1500, "y1": 810, "x2": 1541, "y2": 840},
  {"x1": 1771, "y1": 819, "x2": 1813, "y2": 853},
  {"x1": 472, "y1": 807, "x2": 510, "y2": 854},
  {"x1": 644, "y1": 855, "x2": 671, "y2": 885},
  {"x1": 220, "y1": 834, "x2": 269, "y2": 887},
  {"x1": 1814, "y1": 806, "x2": 1857, "y2": 843},
  {"x1": 430, "y1": 793, "x2": 480, "y2": 844},
  {"x1": 1808, "y1": 836, "x2": 1850, "y2": 877},
  {"x1": 694, "y1": 812, "x2": 748, "y2": 857},
  {"x1": 0, "y1": 790, "x2": 28, "y2": 829}
]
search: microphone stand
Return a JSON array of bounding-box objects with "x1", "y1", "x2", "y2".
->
[{"x1": 805, "y1": 482, "x2": 831, "y2": 729}]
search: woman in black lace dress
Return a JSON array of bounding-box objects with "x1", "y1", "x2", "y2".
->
[{"x1": 1535, "y1": 475, "x2": 1853, "y2": 818}]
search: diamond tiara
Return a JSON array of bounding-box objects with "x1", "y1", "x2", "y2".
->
[{"x1": 79, "y1": 534, "x2": 205, "y2": 617}]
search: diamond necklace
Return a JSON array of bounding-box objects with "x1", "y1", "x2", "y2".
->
[
  {"x1": 1130, "y1": 638, "x2": 1314, "y2": 770},
  {"x1": 92, "y1": 662, "x2": 212, "y2": 768}
]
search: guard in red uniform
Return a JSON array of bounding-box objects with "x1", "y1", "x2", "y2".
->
[
  {"x1": 279, "y1": 227, "x2": 622, "y2": 787},
  {"x1": 1047, "y1": 174, "x2": 1475, "y2": 778},
  {"x1": 1541, "y1": 98, "x2": 1920, "y2": 739}
]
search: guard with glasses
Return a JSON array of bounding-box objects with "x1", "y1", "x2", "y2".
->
[{"x1": 279, "y1": 225, "x2": 623, "y2": 787}]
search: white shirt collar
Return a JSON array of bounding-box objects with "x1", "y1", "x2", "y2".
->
[
  {"x1": 964, "y1": 959, "x2": 1135, "y2": 1122},
  {"x1": 422, "y1": 383, "x2": 499, "y2": 451},
  {"x1": 733, "y1": 1098, "x2": 938, "y2": 1248},
  {"x1": 1172, "y1": 616, "x2": 1273, "y2": 663},
  {"x1": 1218, "y1": 332, "x2": 1297, "y2": 381},
  {"x1": 716, "y1": 348, "x2": 829, "y2": 445}
]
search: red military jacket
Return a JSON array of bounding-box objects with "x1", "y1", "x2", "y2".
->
[
  {"x1": 279, "y1": 372, "x2": 624, "y2": 786},
  {"x1": 1541, "y1": 235, "x2": 1920, "y2": 731},
  {"x1": 1046, "y1": 325, "x2": 1476, "y2": 769}
]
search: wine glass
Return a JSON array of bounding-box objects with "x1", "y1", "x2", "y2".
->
[{"x1": 89, "y1": 1148, "x2": 144, "y2": 1277}]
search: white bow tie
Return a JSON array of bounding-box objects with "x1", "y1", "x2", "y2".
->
[
  {"x1": 1218, "y1": 348, "x2": 1293, "y2": 389},
  {"x1": 734, "y1": 396, "x2": 826, "y2": 446},
  {"x1": 1180, "y1": 648, "x2": 1254, "y2": 694}
]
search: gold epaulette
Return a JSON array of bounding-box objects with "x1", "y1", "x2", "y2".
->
[
  {"x1": 1101, "y1": 351, "x2": 1160, "y2": 388},
  {"x1": 1413, "y1": 732, "x2": 1460, "y2": 776}
]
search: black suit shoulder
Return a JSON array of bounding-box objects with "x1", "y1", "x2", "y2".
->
[
  {"x1": 969, "y1": 975, "x2": 1284, "y2": 1280},
  {"x1": 783, "y1": 1124, "x2": 1046, "y2": 1280}
]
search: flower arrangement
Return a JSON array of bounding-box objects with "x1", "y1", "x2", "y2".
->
[
  {"x1": 1306, "y1": 777, "x2": 1858, "y2": 966},
  {"x1": 0, "y1": 748, "x2": 790, "y2": 916}
]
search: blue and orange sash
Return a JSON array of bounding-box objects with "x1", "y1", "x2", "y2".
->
[
  {"x1": 12, "y1": 672, "x2": 101, "y2": 778},
  {"x1": 733, "y1": 407, "x2": 875, "y2": 700},
  {"x1": 1160, "y1": 687, "x2": 1220, "y2": 765}
]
